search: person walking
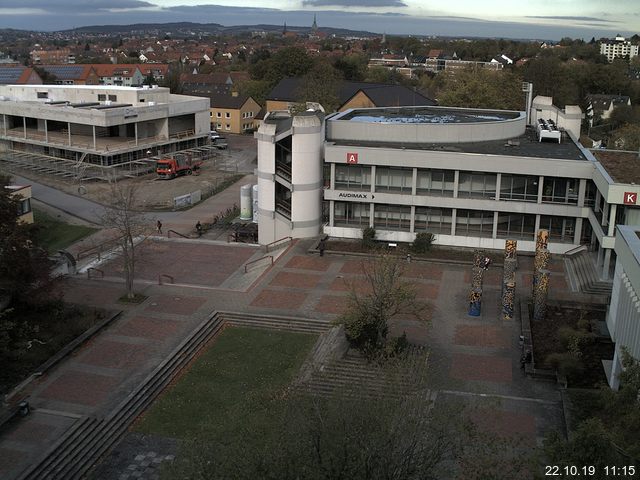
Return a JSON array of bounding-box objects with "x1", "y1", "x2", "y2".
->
[
  {"x1": 318, "y1": 237, "x2": 326, "y2": 257},
  {"x1": 156, "y1": 220, "x2": 162, "y2": 234},
  {"x1": 196, "y1": 221, "x2": 202, "y2": 237}
]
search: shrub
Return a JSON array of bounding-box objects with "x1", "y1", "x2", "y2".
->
[
  {"x1": 411, "y1": 232, "x2": 435, "y2": 254},
  {"x1": 361, "y1": 227, "x2": 376, "y2": 249}
]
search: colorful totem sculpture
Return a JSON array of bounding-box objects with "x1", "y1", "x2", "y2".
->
[
  {"x1": 532, "y1": 248, "x2": 551, "y2": 294},
  {"x1": 502, "y1": 279, "x2": 516, "y2": 320},
  {"x1": 533, "y1": 269, "x2": 550, "y2": 321},
  {"x1": 501, "y1": 239, "x2": 518, "y2": 320},
  {"x1": 535, "y1": 229, "x2": 549, "y2": 252},
  {"x1": 469, "y1": 288, "x2": 482, "y2": 316},
  {"x1": 468, "y1": 249, "x2": 486, "y2": 317}
]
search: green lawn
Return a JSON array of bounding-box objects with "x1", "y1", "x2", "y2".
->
[
  {"x1": 33, "y1": 208, "x2": 98, "y2": 252},
  {"x1": 134, "y1": 327, "x2": 317, "y2": 442}
]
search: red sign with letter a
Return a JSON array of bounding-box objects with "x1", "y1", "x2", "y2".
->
[
  {"x1": 624, "y1": 192, "x2": 637, "y2": 205},
  {"x1": 346, "y1": 152, "x2": 358, "y2": 164}
]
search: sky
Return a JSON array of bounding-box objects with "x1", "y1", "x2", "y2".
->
[{"x1": 0, "y1": 0, "x2": 637, "y2": 40}]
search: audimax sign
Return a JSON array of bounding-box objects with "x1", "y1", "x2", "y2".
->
[{"x1": 336, "y1": 192, "x2": 375, "y2": 200}]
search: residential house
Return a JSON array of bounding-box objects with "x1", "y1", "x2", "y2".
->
[
  {"x1": 586, "y1": 94, "x2": 632, "y2": 126},
  {"x1": 37, "y1": 65, "x2": 99, "y2": 85},
  {"x1": 265, "y1": 77, "x2": 435, "y2": 113},
  {"x1": 30, "y1": 48, "x2": 75, "y2": 64},
  {"x1": 209, "y1": 93, "x2": 261, "y2": 134},
  {"x1": 0, "y1": 66, "x2": 43, "y2": 85}
]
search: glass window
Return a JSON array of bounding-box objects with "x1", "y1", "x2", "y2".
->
[
  {"x1": 542, "y1": 177, "x2": 578, "y2": 204},
  {"x1": 416, "y1": 169, "x2": 454, "y2": 197},
  {"x1": 98, "y1": 94, "x2": 106, "y2": 101},
  {"x1": 334, "y1": 201, "x2": 370, "y2": 227},
  {"x1": 414, "y1": 207, "x2": 453, "y2": 234},
  {"x1": 335, "y1": 165, "x2": 371, "y2": 191},
  {"x1": 373, "y1": 204, "x2": 411, "y2": 231},
  {"x1": 500, "y1": 174, "x2": 539, "y2": 202},
  {"x1": 375, "y1": 167, "x2": 412, "y2": 194},
  {"x1": 225, "y1": 124, "x2": 230, "y2": 130},
  {"x1": 18, "y1": 198, "x2": 31, "y2": 216},
  {"x1": 225, "y1": 112, "x2": 230, "y2": 118},
  {"x1": 216, "y1": 112, "x2": 221, "y2": 118},
  {"x1": 455, "y1": 209, "x2": 494, "y2": 237},
  {"x1": 496, "y1": 213, "x2": 536, "y2": 240},
  {"x1": 108, "y1": 94, "x2": 117, "y2": 101},
  {"x1": 458, "y1": 171, "x2": 497, "y2": 199},
  {"x1": 584, "y1": 180, "x2": 596, "y2": 207},
  {"x1": 539, "y1": 215, "x2": 575, "y2": 243}
]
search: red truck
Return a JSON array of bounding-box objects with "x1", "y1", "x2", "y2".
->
[{"x1": 156, "y1": 153, "x2": 202, "y2": 179}]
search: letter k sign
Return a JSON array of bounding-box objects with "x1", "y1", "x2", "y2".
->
[{"x1": 624, "y1": 192, "x2": 637, "y2": 205}]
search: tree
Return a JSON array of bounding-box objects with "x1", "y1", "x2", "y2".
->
[
  {"x1": 437, "y1": 68, "x2": 524, "y2": 110},
  {"x1": 337, "y1": 255, "x2": 429, "y2": 358},
  {"x1": 101, "y1": 181, "x2": 148, "y2": 300},
  {"x1": 0, "y1": 175, "x2": 55, "y2": 306},
  {"x1": 294, "y1": 59, "x2": 343, "y2": 112}
]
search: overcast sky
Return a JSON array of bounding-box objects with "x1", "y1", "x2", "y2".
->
[{"x1": 0, "y1": 0, "x2": 637, "y2": 40}]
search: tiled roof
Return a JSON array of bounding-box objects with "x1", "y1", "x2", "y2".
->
[
  {"x1": 208, "y1": 93, "x2": 252, "y2": 109},
  {"x1": 587, "y1": 94, "x2": 631, "y2": 112},
  {"x1": 38, "y1": 64, "x2": 95, "y2": 81},
  {"x1": 0, "y1": 66, "x2": 39, "y2": 84}
]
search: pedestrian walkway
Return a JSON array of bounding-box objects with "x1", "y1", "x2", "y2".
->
[{"x1": 1, "y1": 237, "x2": 580, "y2": 479}]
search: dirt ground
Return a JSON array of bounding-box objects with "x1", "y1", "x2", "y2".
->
[{"x1": 4, "y1": 134, "x2": 257, "y2": 210}]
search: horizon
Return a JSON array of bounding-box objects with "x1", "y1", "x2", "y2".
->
[{"x1": 0, "y1": 1, "x2": 637, "y2": 41}]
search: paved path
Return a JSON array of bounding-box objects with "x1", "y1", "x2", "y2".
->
[{"x1": 0, "y1": 236, "x2": 578, "y2": 479}]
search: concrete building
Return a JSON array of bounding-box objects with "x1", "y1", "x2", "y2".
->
[
  {"x1": 606, "y1": 224, "x2": 640, "y2": 389},
  {"x1": 257, "y1": 101, "x2": 640, "y2": 280},
  {"x1": 0, "y1": 84, "x2": 211, "y2": 180},
  {"x1": 599, "y1": 36, "x2": 639, "y2": 63}
]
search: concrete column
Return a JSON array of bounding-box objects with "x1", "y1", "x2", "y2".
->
[
  {"x1": 491, "y1": 211, "x2": 498, "y2": 238},
  {"x1": 450, "y1": 209, "x2": 457, "y2": 236},
  {"x1": 67, "y1": 122, "x2": 71, "y2": 146},
  {"x1": 370, "y1": 165, "x2": 376, "y2": 193},
  {"x1": 608, "y1": 204, "x2": 617, "y2": 237},
  {"x1": 44, "y1": 119, "x2": 48, "y2": 143},
  {"x1": 602, "y1": 201, "x2": 609, "y2": 227},
  {"x1": 92, "y1": 125, "x2": 97, "y2": 150},
  {"x1": 23, "y1": 117, "x2": 26, "y2": 138},
  {"x1": 411, "y1": 167, "x2": 417, "y2": 196},
  {"x1": 410, "y1": 205, "x2": 416, "y2": 233},
  {"x1": 578, "y1": 179, "x2": 586, "y2": 207},
  {"x1": 329, "y1": 200, "x2": 334, "y2": 227},
  {"x1": 610, "y1": 347, "x2": 622, "y2": 390},
  {"x1": 369, "y1": 203, "x2": 374, "y2": 228},
  {"x1": 537, "y1": 176, "x2": 544, "y2": 204},
  {"x1": 574, "y1": 218, "x2": 583, "y2": 245},
  {"x1": 602, "y1": 249, "x2": 612, "y2": 280},
  {"x1": 595, "y1": 189, "x2": 601, "y2": 213},
  {"x1": 597, "y1": 244, "x2": 604, "y2": 270},
  {"x1": 495, "y1": 173, "x2": 501, "y2": 201},
  {"x1": 534, "y1": 214, "x2": 541, "y2": 234},
  {"x1": 453, "y1": 170, "x2": 460, "y2": 198},
  {"x1": 330, "y1": 163, "x2": 335, "y2": 190},
  {"x1": 134, "y1": 122, "x2": 139, "y2": 146}
]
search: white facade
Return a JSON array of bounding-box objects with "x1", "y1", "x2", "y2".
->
[
  {"x1": 600, "y1": 37, "x2": 639, "y2": 63},
  {"x1": 606, "y1": 225, "x2": 640, "y2": 389}
]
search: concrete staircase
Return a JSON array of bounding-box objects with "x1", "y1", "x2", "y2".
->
[
  {"x1": 564, "y1": 251, "x2": 612, "y2": 297},
  {"x1": 219, "y1": 311, "x2": 332, "y2": 334},
  {"x1": 297, "y1": 346, "x2": 429, "y2": 399}
]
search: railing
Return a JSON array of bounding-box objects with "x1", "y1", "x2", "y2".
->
[
  {"x1": 167, "y1": 229, "x2": 189, "y2": 239},
  {"x1": 264, "y1": 236, "x2": 293, "y2": 253},
  {"x1": 87, "y1": 267, "x2": 104, "y2": 280},
  {"x1": 158, "y1": 274, "x2": 174, "y2": 285},
  {"x1": 244, "y1": 255, "x2": 274, "y2": 273},
  {"x1": 564, "y1": 244, "x2": 588, "y2": 256},
  {"x1": 76, "y1": 236, "x2": 124, "y2": 261}
]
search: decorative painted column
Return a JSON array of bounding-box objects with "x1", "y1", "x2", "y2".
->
[
  {"x1": 533, "y1": 248, "x2": 550, "y2": 294},
  {"x1": 535, "y1": 229, "x2": 549, "y2": 252},
  {"x1": 502, "y1": 279, "x2": 516, "y2": 320},
  {"x1": 533, "y1": 269, "x2": 550, "y2": 321},
  {"x1": 469, "y1": 288, "x2": 482, "y2": 316}
]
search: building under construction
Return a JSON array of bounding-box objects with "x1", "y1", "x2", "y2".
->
[{"x1": 0, "y1": 84, "x2": 215, "y2": 182}]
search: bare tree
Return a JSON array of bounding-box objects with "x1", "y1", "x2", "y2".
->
[
  {"x1": 337, "y1": 254, "x2": 430, "y2": 358},
  {"x1": 101, "y1": 180, "x2": 148, "y2": 300}
]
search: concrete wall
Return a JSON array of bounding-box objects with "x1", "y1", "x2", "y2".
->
[
  {"x1": 530, "y1": 96, "x2": 582, "y2": 138},
  {"x1": 257, "y1": 122, "x2": 277, "y2": 245}
]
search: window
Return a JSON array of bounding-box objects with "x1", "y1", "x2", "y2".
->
[
  {"x1": 209, "y1": 111, "x2": 213, "y2": 117},
  {"x1": 225, "y1": 124, "x2": 230, "y2": 130},
  {"x1": 335, "y1": 165, "x2": 371, "y2": 191},
  {"x1": 17, "y1": 198, "x2": 31, "y2": 216},
  {"x1": 539, "y1": 215, "x2": 575, "y2": 243},
  {"x1": 216, "y1": 112, "x2": 221, "y2": 118},
  {"x1": 37, "y1": 92, "x2": 48, "y2": 99},
  {"x1": 584, "y1": 180, "x2": 596, "y2": 207},
  {"x1": 500, "y1": 174, "x2": 538, "y2": 202},
  {"x1": 374, "y1": 204, "x2": 411, "y2": 231},
  {"x1": 542, "y1": 177, "x2": 578, "y2": 204},
  {"x1": 416, "y1": 169, "x2": 454, "y2": 197},
  {"x1": 225, "y1": 112, "x2": 230, "y2": 118},
  {"x1": 375, "y1": 167, "x2": 412, "y2": 194},
  {"x1": 414, "y1": 207, "x2": 452, "y2": 234},
  {"x1": 217, "y1": 123, "x2": 222, "y2": 129},
  {"x1": 108, "y1": 94, "x2": 117, "y2": 101},
  {"x1": 496, "y1": 213, "x2": 536, "y2": 240},
  {"x1": 455, "y1": 209, "x2": 494, "y2": 237},
  {"x1": 334, "y1": 201, "x2": 370, "y2": 227},
  {"x1": 457, "y1": 171, "x2": 497, "y2": 199}
]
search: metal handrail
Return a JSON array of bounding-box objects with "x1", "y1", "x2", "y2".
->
[
  {"x1": 76, "y1": 235, "x2": 124, "y2": 261},
  {"x1": 158, "y1": 274, "x2": 174, "y2": 285},
  {"x1": 564, "y1": 244, "x2": 588, "y2": 256},
  {"x1": 167, "y1": 229, "x2": 189, "y2": 239},
  {"x1": 264, "y1": 236, "x2": 293, "y2": 253},
  {"x1": 244, "y1": 255, "x2": 274, "y2": 273},
  {"x1": 87, "y1": 267, "x2": 104, "y2": 280}
]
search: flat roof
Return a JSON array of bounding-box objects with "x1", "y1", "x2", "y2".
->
[
  {"x1": 329, "y1": 126, "x2": 587, "y2": 161},
  {"x1": 339, "y1": 106, "x2": 519, "y2": 124},
  {"x1": 4, "y1": 84, "x2": 166, "y2": 91},
  {"x1": 591, "y1": 150, "x2": 640, "y2": 184}
]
